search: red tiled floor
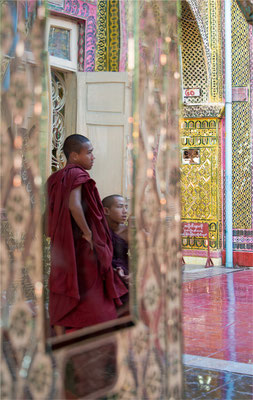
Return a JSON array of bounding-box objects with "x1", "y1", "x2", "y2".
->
[{"x1": 183, "y1": 270, "x2": 253, "y2": 363}]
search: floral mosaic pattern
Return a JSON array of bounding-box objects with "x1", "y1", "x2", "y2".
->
[
  {"x1": 48, "y1": 0, "x2": 97, "y2": 71},
  {"x1": 1, "y1": 1, "x2": 182, "y2": 399},
  {"x1": 1, "y1": 1, "x2": 56, "y2": 398},
  {"x1": 112, "y1": 1, "x2": 182, "y2": 398}
]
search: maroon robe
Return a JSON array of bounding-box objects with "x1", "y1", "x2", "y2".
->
[
  {"x1": 110, "y1": 229, "x2": 129, "y2": 303},
  {"x1": 110, "y1": 229, "x2": 129, "y2": 316},
  {"x1": 47, "y1": 164, "x2": 127, "y2": 328}
]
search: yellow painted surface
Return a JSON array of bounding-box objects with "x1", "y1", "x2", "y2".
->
[
  {"x1": 180, "y1": 118, "x2": 221, "y2": 251},
  {"x1": 184, "y1": 256, "x2": 222, "y2": 266}
]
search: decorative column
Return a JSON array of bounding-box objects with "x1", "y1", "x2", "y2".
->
[
  {"x1": 180, "y1": 0, "x2": 223, "y2": 265},
  {"x1": 230, "y1": 0, "x2": 253, "y2": 265}
]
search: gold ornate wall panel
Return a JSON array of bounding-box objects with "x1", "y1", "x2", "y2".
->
[
  {"x1": 186, "y1": 0, "x2": 222, "y2": 102},
  {"x1": 181, "y1": 119, "x2": 221, "y2": 250},
  {"x1": 95, "y1": 0, "x2": 120, "y2": 71},
  {"x1": 186, "y1": 0, "x2": 211, "y2": 73},
  {"x1": 250, "y1": 26, "x2": 253, "y2": 237},
  {"x1": 95, "y1": 0, "x2": 107, "y2": 71},
  {"x1": 195, "y1": 0, "x2": 209, "y2": 27},
  {"x1": 181, "y1": 1, "x2": 209, "y2": 104},
  {"x1": 108, "y1": 0, "x2": 120, "y2": 71},
  {"x1": 208, "y1": 0, "x2": 223, "y2": 102},
  {"x1": 231, "y1": 0, "x2": 252, "y2": 231},
  {"x1": 180, "y1": 0, "x2": 223, "y2": 255},
  {"x1": 232, "y1": 0, "x2": 250, "y2": 87},
  {"x1": 232, "y1": 103, "x2": 251, "y2": 229}
]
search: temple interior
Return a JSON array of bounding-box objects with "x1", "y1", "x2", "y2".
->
[{"x1": 1, "y1": 0, "x2": 253, "y2": 399}]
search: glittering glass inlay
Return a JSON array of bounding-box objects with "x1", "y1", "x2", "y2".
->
[{"x1": 48, "y1": 27, "x2": 70, "y2": 60}]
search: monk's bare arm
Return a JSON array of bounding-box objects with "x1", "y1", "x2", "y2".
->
[
  {"x1": 69, "y1": 186, "x2": 93, "y2": 249},
  {"x1": 54, "y1": 325, "x2": 65, "y2": 336}
]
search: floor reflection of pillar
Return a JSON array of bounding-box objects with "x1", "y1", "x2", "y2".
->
[
  {"x1": 183, "y1": 268, "x2": 253, "y2": 399},
  {"x1": 183, "y1": 268, "x2": 253, "y2": 364}
]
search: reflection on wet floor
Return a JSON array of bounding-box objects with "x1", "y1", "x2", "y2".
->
[
  {"x1": 183, "y1": 268, "x2": 253, "y2": 399},
  {"x1": 184, "y1": 366, "x2": 253, "y2": 399},
  {"x1": 183, "y1": 270, "x2": 253, "y2": 363}
]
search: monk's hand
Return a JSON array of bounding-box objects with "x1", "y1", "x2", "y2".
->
[
  {"x1": 116, "y1": 267, "x2": 129, "y2": 283},
  {"x1": 82, "y1": 231, "x2": 93, "y2": 250},
  {"x1": 116, "y1": 267, "x2": 125, "y2": 277}
]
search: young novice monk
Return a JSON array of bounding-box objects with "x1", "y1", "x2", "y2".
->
[
  {"x1": 46, "y1": 135, "x2": 127, "y2": 335},
  {"x1": 102, "y1": 195, "x2": 129, "y2": 315}
]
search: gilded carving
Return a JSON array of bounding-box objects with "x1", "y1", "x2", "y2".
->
[
  {"x1": 95, "y1": 0, "x2": 120, "y2": 72},
  {"x1": 187, "y1": 0, "x2": 211, "y2": 71},
  {"x1": 232, "y1": 102, "x2": 251, "y2": 229},
  {"x1": 95, "y1": 0, "x2": 107, "y2": 71},
  {"x1": 231, "y1": 0, "x2": 252, "y2": 231},
  {"x1": 181, "y1": 1, "x2": 209, "y2": 104},
  {"x1": 108, "y1": 0, "x2": 120, "y2": 71},
  {"x1": 181, "y1": 119, "x2": 220, "y2": 250},
  {"x1": 208, "y1": 0, "x2": 223, "y2": 102}
]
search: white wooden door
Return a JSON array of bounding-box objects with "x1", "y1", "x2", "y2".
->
[{"x1": 76, "y1": 72, "x2": 131, "y2": 199}]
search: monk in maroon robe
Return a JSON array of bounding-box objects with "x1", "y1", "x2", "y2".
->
[
  {"x1": 46, "y1": 135, "x2": 127, "y2": 334},
  {"x1": 102, "y1": 195, "x2": 129, "y2": 316}
]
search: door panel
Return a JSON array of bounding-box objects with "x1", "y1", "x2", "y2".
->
[
  {"x1": 77, "y1": 72, "x2": 130, "y2": 199},
  {"x1": 87, "y1": 125, "x2": 125, "y2": 198}
]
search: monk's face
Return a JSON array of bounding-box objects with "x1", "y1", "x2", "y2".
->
[
  {"x1": 74, "y1": 142, "x2": 95, "y2": 170},
  {"x1": 106, "y1": 197, "x2": 128, "y2": 224}
]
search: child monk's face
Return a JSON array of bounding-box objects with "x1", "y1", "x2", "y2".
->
[
  {"x1": 106, "y1": 197, "x2": 128, "y2": 224},
  {"x1": 72, "y1": 141, "x2": 95, "y2": 170}
]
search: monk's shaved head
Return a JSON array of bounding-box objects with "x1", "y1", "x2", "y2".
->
[
  {"x1": 102, "y1": 195, "x2": 123, "y2": 209},
  {"x1": 63, "y1": 134, "x2": 90, "y2": 159}
]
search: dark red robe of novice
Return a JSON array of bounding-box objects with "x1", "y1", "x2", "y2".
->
[
  {"x1": 110, "y1": 229, "x2": 129, "y2": 317},
  {"x1": 47, "y1": 164, "x2": 128, "y2": 328}
]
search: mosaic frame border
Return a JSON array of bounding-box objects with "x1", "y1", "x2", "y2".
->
[{"x1": 48, "y1": 0, "x2": 96, "y2": 71}]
